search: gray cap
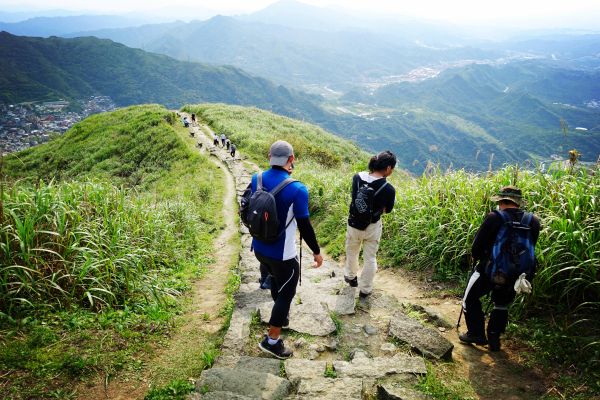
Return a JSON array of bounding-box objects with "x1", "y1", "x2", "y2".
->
[{"x1": 269, "y1": 140, "x2": 294, "y2": 166}]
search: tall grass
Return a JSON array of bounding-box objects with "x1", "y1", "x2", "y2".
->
[
  {"x1": 0, "y1": 180, "x2": 211, "y2": 314},
  {"x1": 1, "y1": 104, "x2": 224, "y2": 317},
  {"x1": 304, "y1": 163, "x2": 599, "y2": 314}
]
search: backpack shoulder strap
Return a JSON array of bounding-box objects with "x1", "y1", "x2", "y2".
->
[
  {"x1": 257, "y1": 172, "x2": 264, "y2": 191},
  {"x1": 493, "y1": 209, "x2": 510, "y2": 223},
  {"x1": 521, "y1": 212, "x2": 533, "y2": 227},
  {"x1": 270, "y1": 178, "x2": 297, "y2": 196},
  {"x1": 374, "y1": 181, "x2": 388, "y2": 197}
]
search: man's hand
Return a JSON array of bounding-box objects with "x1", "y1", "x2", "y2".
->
[{"x1": 313, "y1": 253, "x2": 323, "y2": 268}]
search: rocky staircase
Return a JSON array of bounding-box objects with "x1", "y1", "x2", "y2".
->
[{"x1": 188, "y1": 122, "x2": 454, "y2": 399}]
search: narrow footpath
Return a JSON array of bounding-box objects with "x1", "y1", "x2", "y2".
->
[
  {"x1": 188, "y1": 117, "x2": 546, "y2": 400},
  {"x1": 75, "y1": 117, "x2": 240, "y2": 400}
]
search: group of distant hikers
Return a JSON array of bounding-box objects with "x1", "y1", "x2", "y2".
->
[
  {"x1": 238, "y1": 140, "x2": 540, "y2": 359},
  {"x1": 211, "y1": 132, "x2": 236, "y2": 158},
  {"x1": 182, "y1": 113, "x2": 237, "y2": 157}
]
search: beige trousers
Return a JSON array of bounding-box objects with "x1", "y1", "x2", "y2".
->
[{"x1": 344, "y1": 220, "x2": 383, "y2": 294}]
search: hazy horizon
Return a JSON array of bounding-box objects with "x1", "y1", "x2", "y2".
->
[{"x1": 1, "y1": 0, "x2": 600, "y2": 31}]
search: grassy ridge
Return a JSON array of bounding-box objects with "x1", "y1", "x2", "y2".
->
[
  {"x1": 0, "y1": 105, "x2": 225, "y2": 399},
  {"x1": 183, "y1": 103, "x2": 366, "y2": 169}
]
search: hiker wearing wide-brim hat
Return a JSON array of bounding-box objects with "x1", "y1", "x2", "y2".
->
[
  {"x1": 458, "y1": 185, "x2": 541, "y2": 352},
  {"x1": 490, "y1": 186, "x2": 525, "y2": 208}
]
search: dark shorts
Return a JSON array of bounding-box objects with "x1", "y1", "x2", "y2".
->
[{"x1": 255, "y1": 252, "x2": 299, "y2": 327}]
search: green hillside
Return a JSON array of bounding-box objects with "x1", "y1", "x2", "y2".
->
[
  {"x1": 183, "y1": 103, "x2": 366, "y2": 168},
  {"x1": 357, "y1": 62, "x2": 600, "y2": 164},
  {"x1": 0, "y1": 31, "x2": 322, "y2": 116},
  {"x1": 0, "y1": 105, "x2": 227, "y2": 398}
]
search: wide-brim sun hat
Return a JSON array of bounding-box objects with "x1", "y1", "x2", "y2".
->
[{"x1": 490, "y1": 185, "x2": 524, "y2": 207}]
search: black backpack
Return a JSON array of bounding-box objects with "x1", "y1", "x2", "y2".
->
[
  {"x1": 348, "y1": 175, "x2": 388, "y2": 230},
  {"x1": 485, "y1": 210, "x2": 536, "y2": 286},
  {"x1": 240, "y1": 173, "x2": 296, "y2": 243}
]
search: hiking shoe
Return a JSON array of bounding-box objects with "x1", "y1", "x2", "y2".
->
[
  {"x1": 459, "y1": 332, "x2": 488, "y2": 345},
  {"x1": 258, "y1": 335, "x2": 293, "y2": 359},
  {"x1": 344, "y1": 276, "x2": 358, "y2": 287},
  {"x1": 259, "y1": 275, "x2": 272, "y2": 290},
  {"x1": 282, "y1": 318, "x2": 290, "y2": 329},
  {"x1": 359, "y1": 291, "x2": 371, "y2": 299},
  {"x1": 487, "y1": 331, "x2": 501, "y2": 351}
]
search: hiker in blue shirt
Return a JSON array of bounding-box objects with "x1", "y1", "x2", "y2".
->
[{"x1": 248, "y1": 140, "x2": 323, "y2": 359}]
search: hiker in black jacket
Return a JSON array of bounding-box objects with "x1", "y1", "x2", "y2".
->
[
  {"x1": 460, "y1": 186, "x2": 540, "y2": 351},
  {"x1": 344, "y1": 151, "x2": 396, "y2": 300}
]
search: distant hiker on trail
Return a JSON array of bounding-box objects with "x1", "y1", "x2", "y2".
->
[
  {"x1": 344, "y1": 151, "x2": 396, "y2": 301},
  {"x1": 191, "y1": 113, "x2": 196, "y2": 124},
  {"x1": 182, "y1": 117, "x2": 189, "y2": 128},
  {"x1": 213, "y1": 134, "x2": 219, "y2": 146},
  {"x1": 226, "y1": 138, "x2": 231, "y2": 150},
  {"x1": 240, "y1": 140, "x2": 323, "y2": 359},
  {"x1": 230, "y1": 143, "x2": 236, "y2": 158},
  {"x1": 459, "y1": 186, "x2": 540, "y2": 351},
  {"x1": 220, "y1": 133, "x2": 226, "y2": 147}
]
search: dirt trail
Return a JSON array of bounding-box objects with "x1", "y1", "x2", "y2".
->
[
  {"x1": 375, "y1": 268, "x2": 546, "y2": 399},
  {"x1": 75, "y1": 117, "x2": 239, "y2": 400}
]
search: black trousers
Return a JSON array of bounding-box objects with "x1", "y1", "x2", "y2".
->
[
  {"x1": 255, "y1": 252, "x2": 299, "y2": 328},
  {"x1": 464, "y1": 271, "x2": 516, "y2": 337}
]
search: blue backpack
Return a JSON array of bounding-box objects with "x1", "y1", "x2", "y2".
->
[{"x1": 486, "y1": 210, "x2": 536, "y2": 286}]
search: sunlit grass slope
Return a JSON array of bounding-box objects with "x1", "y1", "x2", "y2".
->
[
  {"x1": 0, "y1": 105, "x2": 225, "y2": 398},
  {"x1": 183, "y1": 103, "x2": 366, "y2": 169}
]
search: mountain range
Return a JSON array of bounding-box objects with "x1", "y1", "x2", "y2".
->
[
  {"x1": 0, "y1": 0, "x2": 599, "y2": 172},
  {"x1": 0, "y1": 31, "x2": 322, "y2": 118}
]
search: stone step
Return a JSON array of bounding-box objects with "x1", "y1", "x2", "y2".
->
[
  {"x1": 191, "y1": 391, "x2": 259, "y2": 400},
  {"x1": 221, "y1": 306, "x2": 253, "y2": 357},
  {"x1": 257, "y1": 301, "x2": 336, "y2": 336},
  {"x1": 289, "y1": 377, "x2": 363, "y2": 399},
  {"x1": 388, "y1": 312, "x2": 453, "y2": 360},
  {"x1": 283, "y1": 359, "x2": 326, "y2": 382},
  {"x1": 377, "y1": 384, "x2": 429, "y2": 400},
  {"x1": 216, "y1": 356, "x2": 282, "y2": 377},
  {"x1": 195, "y1": 367, "x2": 291, "y2": 400},
  {"x1": 333, "y1": 354, "x2": 427, "y2": 378}
]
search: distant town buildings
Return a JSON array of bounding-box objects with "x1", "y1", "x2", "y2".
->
[{"x1": 0, "y1": 96, "x2": 116, "y2": 154}]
